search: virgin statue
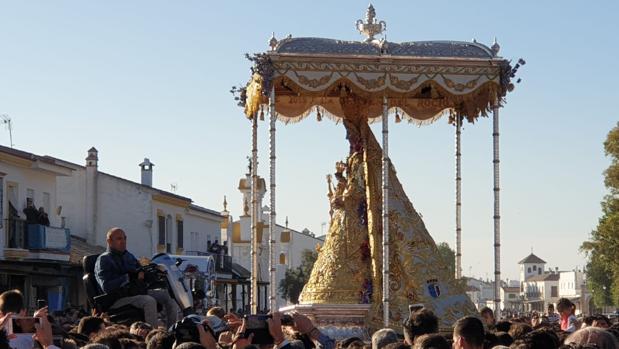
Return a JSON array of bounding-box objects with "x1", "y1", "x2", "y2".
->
[{"x1": 299, "y1": 94, "x2": 476, "y2": 330}]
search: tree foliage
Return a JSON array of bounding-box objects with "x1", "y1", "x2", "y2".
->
[
  {"x1": 436, "y1": 242, "x2": 456, "y2": 278},
  {"x1": 278, "y1": 249, "x2": 317, "y2": 304},
  {"x1": 581, "y1": 122, "x2": 619, "y2": 307}
]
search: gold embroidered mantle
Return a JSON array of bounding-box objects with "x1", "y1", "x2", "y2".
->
[{"x1": 299, "y1": 97, "x2": 476, "y2": 330}]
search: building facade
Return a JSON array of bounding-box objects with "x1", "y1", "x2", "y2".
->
[
  {"x1": 55, "y1": 148, "x2": 223, "y2": 260},
  {"x1": 222, "y1": 172, "x2": 324, "y2": 312},
  {"x1": 500, "y1": 286, "x2": 522, "y2": 312},
  {"x1": 559, "y1": 270, "x2": 590, "y2": 315},
  {"x1": 518, "y1": 253, "x2": 591, "y2": 314},
  {"x1": 1, "y1": 145, "x2": 224, "y2": 312},
  {"x1": 465, "y1": 277, "x2": 495, "y2": 310},
  {"x1": 0, "y1": 145, "x2": 78, "y2": 312}
]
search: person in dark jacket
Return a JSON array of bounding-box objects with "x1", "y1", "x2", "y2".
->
[
  {"x1": 23, "y1": 198, "x2": 39, "y2": 224},
  {"x1": 38, "y1": 207, "x2": 50, "y2": 226},
  {"x1": 95, "y1": 227, "x2": 179, "y2": 327}
]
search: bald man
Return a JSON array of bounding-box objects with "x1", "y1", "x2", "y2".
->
[{"x1": 94, "y1": 227, "x2": 180, "y2": 327}]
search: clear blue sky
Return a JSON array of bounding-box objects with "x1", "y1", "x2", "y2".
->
[{"x1": 1, "y1": 0, "x2": 618, "y2": 281}]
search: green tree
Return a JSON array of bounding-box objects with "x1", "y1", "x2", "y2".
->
[
  {"x1": 278, "y1": 249, "x2": 317, "y2": 304},
  {"x1": 581, "y1": 122, "x2": 619, "y2": 307},
  {"x1": 437, "y1": 242, "x2": 455, "y2": 278}
]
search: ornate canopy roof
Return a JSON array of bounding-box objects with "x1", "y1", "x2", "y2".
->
[
  {"x1": 276, "y1": 37, "x2": 496, "y2": 59},
  {"x1": 239, "y1": 5, "x2": 517, "y2": 125}
]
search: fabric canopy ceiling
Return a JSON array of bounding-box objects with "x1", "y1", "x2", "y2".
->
[{"x1": 242, "y1": 37, "x2": 514, "y2": 125}]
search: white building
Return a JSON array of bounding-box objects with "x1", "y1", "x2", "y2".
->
[
  {"x1": 55, "y1": 148, "x2": 223, "y2": 260},
  {"x1": 500, "y1": 286, "x2": 521, "y2": 312},
  {"x1": 224, "y1": 172, "x2": 324, "y2": 312},
  {"x1": 465, "y1": 277, "x2": 494, "y2": 310},
  {"x1": 0, "y1": 145, "x2": 82, "y2": 312},
  {"x1": 516, "y1": 253, "x2": 592, "y2": 315},
  {"x1": 559, "y1": 270, "x2": 584, "y2": 298},
  {"x1": 559, "y1": 270, "x2": 591, "y2": 315},
  {"x1": 519, "y1": 253, "x2": 546, "y2": 288},
  {"x1": 522, "y1": 271, "x2": 560, "y2": 312}
]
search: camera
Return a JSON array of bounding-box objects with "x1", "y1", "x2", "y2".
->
[
  {"x1": 243, "y1": 314, "x2": 294, "y2": 345},
  {"x1": 173, "y1": 315, "x2": 228, "y2": 344},
  {"x1": 10, "y1": 317, "x2": 41, "y2": 334}
]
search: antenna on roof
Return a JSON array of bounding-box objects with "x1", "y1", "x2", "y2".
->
[{"x1": 0, "y1": 114, "x2": 14, "y2": 148}]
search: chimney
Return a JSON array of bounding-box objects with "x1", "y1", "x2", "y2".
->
[
  {"x1": 139, "y1": 158, "x2": 154, "y2": 187},
  {"x1": 86, "y1": 147, "x2": 98, "y2": 167},
  {"x1": 85, "y1": 147, "x2": 98, "y2": 244}
]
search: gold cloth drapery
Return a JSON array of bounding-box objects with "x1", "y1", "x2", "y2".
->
[{"x1": 244, "y1": 56, "x2": 506, "y2": 125}]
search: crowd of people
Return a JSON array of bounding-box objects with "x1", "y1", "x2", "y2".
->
[
  {"x1": 1, "y1": 287, "x2": 619, "y2": 349},
  {"x1": 2, "y1": 226, "x2": 618, "y2": 349}
]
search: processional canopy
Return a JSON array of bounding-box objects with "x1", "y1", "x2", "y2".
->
[
  {"x1": 242, "y1": 5, "x2": 517, "y2": 125},
  {"x1": 236, "y1": 5, "x2": 523, "y2": 330}
]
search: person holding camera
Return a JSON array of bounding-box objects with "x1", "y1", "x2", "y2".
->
[
  {"x1": 0, "y1": 290, "x2": 57, "y2": 349},
  {"x1": 238, "y1": 312, "x2": 333, "y2": 349},
  {"x1": 95, "y1": 227, "x2": 180, "y2": 327}
]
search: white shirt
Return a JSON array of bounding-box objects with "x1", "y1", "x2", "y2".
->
[{"x1": 9, "y1": 335, "x2": 33, "y2": 349}]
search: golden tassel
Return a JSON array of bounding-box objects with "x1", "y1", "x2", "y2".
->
[
  {"x1": 316, "y1": 107, "x2": 322, "y2": 122},
  {"x1": 395, "y1": 108, "x2": 401, "y2": 123},
  {"x1": 259, "y1": 107, "x2": 265, "y2": 121}
]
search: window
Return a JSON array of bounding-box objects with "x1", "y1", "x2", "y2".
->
[
  {"x1": 158, "y1": 216, "x2": 166, "y2": 245},
  {"x1": 538, "y1": 269, "x2": 542, "y2": 275},
  {"x1": 509, "y1": 294, "x2": 516, "y2": 299},
  {"x1": 533, "y1": 265, "x2": 537, "y2": 271},
  {"x1": 551, "y1": 286, "x2": 558, "y2": 297},
  {"x1": 528, "y1": 267, "x2": 531, "y2": 273},
  {"x1": 279, "y1": 253, "x2": 286, "y2": 265},
  {"x1": 7, "y1": 183, "x2": 17, "y2": 209},
  {"x1": 177, "y1": 220, "x2": 184, "y2": 249},
  {"x1": 191, "y1": 232, "x2": 199, "y2": 251},
  {"x1": 27, "y1": 188, "x2": 34, "y2": 202},
  {"x1": 43, "y1": 192, "x2": 50, "y2": 215},
  {"x1": 280, "y1": 230, "x2": 290, "y2": 243},
  {"x1": 165, "y1": 215, "x2": 173, "y2": 253}
]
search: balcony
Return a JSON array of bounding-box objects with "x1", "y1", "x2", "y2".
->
[
  {"x1": 525, "y1": 291, "x2": 542, "y2": 300},
  {"x1": 184, "y1": 251, "x2": 233, "y2": 273},
  {"x1": 4, "y1": 218, "x2": 71, "y2": 261},
  {"x1": 213, "y1": 254, "x2": 233, "y2": 273}
]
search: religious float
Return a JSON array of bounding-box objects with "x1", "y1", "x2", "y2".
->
[{"x1": 233, "y1": 4, "x2": 523, "y2": 337}]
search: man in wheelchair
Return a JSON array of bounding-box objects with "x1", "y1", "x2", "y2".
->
[{"x1": 95, "y1": 227, "x2": 180, "y2": 327}]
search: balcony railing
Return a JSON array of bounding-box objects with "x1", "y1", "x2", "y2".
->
[
  {"x1": 184, "y1": 250, "x2": 232, "y2": 272},
  {"x1": 5, "y1": 218, "x2": 70, "y2": 252},
  {"x1": 525, "y1": 291, "x2": 542, "y2": 299},
  {"x1": 214, "y1": 254, "x2": 232, "y2": 272}
]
